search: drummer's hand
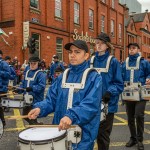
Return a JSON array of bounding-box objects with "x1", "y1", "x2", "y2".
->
[
  {"x1": 58, "y1": 116, "x2": 72, "y2": 131},
  {"x1": 8, "y1": 86, "x2": 13, "y2": 90},
  {"x1": 28, "y1": 108, "x2": 40, "y2": 119},
  {"x1": 146, "y1": 78, "x2": 150, "y2": 85}
]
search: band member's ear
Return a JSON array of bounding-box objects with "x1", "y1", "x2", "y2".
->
[{"x1": 85, "y1": 53, "x2": 90, "y2": 60}]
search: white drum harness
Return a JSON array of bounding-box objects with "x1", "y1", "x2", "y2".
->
[
  {"x1": 90, "y1": 55, "x2": 114, "y2": 73},
  {"x1": 122, "y1": 56, "x2": 142, "y2": 101},
  {"x1": 24, "y1": 70, "x2": 41, "y2": 104},
  {"x1": 90, "y1": 55, "x2": 112, "y2": 118},
  {"x1": 61, "y1": 68, "x2": 97, "y2": 144}
]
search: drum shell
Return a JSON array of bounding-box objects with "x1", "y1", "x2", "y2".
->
[
  {"x1": 122, "y1": 89, "x2": 140, "y2": 101},
  {"x1": 18, "y1": 127, "x2": 67, "y2": 150},
  {"x1": 100, "y1": 103, "x2": 108, "y2": 122},
  {"x1": 1, "y1": 98, "x2": 24, "y2": 108},
  {"x1": 141, "y1": 86, "x2": 150, "y2": 100}
]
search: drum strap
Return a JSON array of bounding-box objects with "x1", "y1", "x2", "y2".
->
[
  {"x1": 90, "y1": 55, "x2": 114, "y2": 73},
  {"x1": 25, "y1": 70, "x2": 41, "y2": 88},
  {"x1": 62, "y1": 68, "x2": 97, "y2": 109},
  {"x1": 126, "y1": 56, "x2": 141, "y2": 83}
]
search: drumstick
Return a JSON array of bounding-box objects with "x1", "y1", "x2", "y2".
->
[
  {"x1": 12, "y1": 86, "x2": 26, "y2": 91},
  {"x1": 0, "y1": 92, "x2": 15, "y2": 97},
  {"x1": 8, "y1": 85, "x2": 26, "y2": 91},
  {"x1": 6, "y1": 115, "x2": 28, "y2": 120},
  {"x1": 26, "y1": 124, "x2": 77, "y2": 128}
]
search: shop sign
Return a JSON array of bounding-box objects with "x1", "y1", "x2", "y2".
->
[
  {"x1": 23, "y1": 21, "x2": 29, "y2": 48},
  {"x1": 73, "y1": 29, "x2": 95, "y2": 44}
]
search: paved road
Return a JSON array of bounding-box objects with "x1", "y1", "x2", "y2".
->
[{"x1": 0, "y1": 102, "x2": 150, "y2": 150}]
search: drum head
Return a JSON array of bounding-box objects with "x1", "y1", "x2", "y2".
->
[
  {"x1": 18, "y1": 127, "x2": 66, "y2": 144},
  {"x1": 0, "y1": 119, "x2": 4, "y2": 139}
]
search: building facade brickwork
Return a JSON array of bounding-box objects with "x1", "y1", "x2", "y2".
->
[{"x1": 0, "y1": 0, "x2": 125, "y2": 65}]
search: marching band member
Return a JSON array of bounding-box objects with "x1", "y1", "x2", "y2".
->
[
  {"x1": 0, "y1": 50, "x2": 10, "y2": 126},
  {"x1": 89, "y1": 33, "x2": 124, "y2": 150},
  {"x1": 28, "y1": 40, "x2": 102, "y2": 150},
  {"x1": 122, "y1": 43, "x2": 150, "y2": 150},
  {"x1": 48, "y1": 55, "x2": 65, "y2": 84},
  {"x1": 17, "y1": 56, "x2": 47, "y2": 125},
  {"x1": 5, "y1": 56, "x2": 17, "y2": 85}
]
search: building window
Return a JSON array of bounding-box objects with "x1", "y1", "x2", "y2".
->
[
  {"x1": 56, "y1": 38, "x2": 63, "y2": 61},
  {"x1": 89, "y1": 9, "x2": 94, "y2": 29},
  {"x1": 119, "y1": 24, "x2": 122, "y2": 39},
  {"x1": 112, "y1": 0, "x2": 115, "y2": 9},
  {"x1": 74, "y1": 2, "x2": 80, "y2": 24},
  {"x1": 101, "y1": 15, "x2": 105, "y2": 33},
  {"x1": 55, "y1": 0, "x2": 62, "y2": 18},
  {"x1": 32, "y1": 33, "x2": 40, "y2": 57},
  {"x1": 111, "y1": 20, "x2": 115, "y2": 36},
  {"x1": 30, "y1": 0, "x2": 39, "y2": 9}
]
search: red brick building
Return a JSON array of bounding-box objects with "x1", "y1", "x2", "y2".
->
[
  {"x1": 125, "y1": 8, "x2": 150, "y2": 58},
  {"x1": 0, "y1": 0, "x2": 125, "y2": 65}
]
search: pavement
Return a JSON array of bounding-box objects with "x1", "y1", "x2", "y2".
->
[{"x1": 1, "y1": 101, "x2": 150, "y2": 150}]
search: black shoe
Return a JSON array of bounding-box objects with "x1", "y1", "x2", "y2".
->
[
  {"x1": 126, "y1": 139, "x2": 137, "y2": 147},
  {"x1": 137, "y1": 142, "x2": 144, "y2": 150}
]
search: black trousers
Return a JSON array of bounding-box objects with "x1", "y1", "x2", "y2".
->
[
  {"x1": 22, "y1": 105, "x2": 38, "y2": 125},
  {"x1": 125, "y1": 101, "x2": 146, "y2": 142},
  {"x1": 0, "y1": 92, "x2": 6, "y2": 125},
  {"x1": 97, "y1": 113, "x2": 114, "y2": 150}
]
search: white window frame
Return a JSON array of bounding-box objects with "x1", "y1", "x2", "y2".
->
[
  {"x1": 101, "y1": 15, "x2": 105, "y2": 33},
  {"x1": 55, "y1": 0, "x2": 62, "y2": 18},
  {"x1": 89, "y1": 9, "x2": 94, "y2": 29},
  {"x1": 74, "y1": 2, "x2": 80, "y2": 24},
  {"x1": 111, "y1": 20, "x2": 115, "y2": 36}
]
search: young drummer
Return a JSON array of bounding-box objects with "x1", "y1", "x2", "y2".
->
[
  {"x1": 28, "y1": 40, "x2": 102, "y2": 150},
  {"x1": 122, "y1": 43, "x2": 150, "y2": 150},
  {"x1": 89, "y1": 33, "x2": 124, "y2": 150}
]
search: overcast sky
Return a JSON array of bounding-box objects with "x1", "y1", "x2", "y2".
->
[{"x1": 137, "y1": 0, "x2": 150, "y2": 12}]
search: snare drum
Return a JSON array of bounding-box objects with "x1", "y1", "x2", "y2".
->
[
  {"x1": 141, "y1": 85, "x2": 150, "y2": 100},
  {"x1": 122, "y1": 87, "x2": 140, "y2": 101},
  {"x1": 0, "y1": 119, "x2": 3, "y2": 139},
  {"x1": 101, "y1": 103, "x2": 108, "y2": 122},
  {"x1": 18, "y1": 127, "x2": 67, "y2": 150},
  {"x1": 67, "y1": 126, "x2": 82, "y2": 144},
  {"x1": 1, "y1": 97, "x2": 24, "y2": 108}
]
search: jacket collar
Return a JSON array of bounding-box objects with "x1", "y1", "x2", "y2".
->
[{"x1": 69, "y1": 61, "x2": 87, "y2": 74}]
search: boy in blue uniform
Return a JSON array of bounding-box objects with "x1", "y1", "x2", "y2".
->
[
  {"x1": 17, "y1": 57, "x2": 47, "y2": 125},
  {"x1": 89, "y1": 33, "x2": 124, "y2": 150},
  {"x1": 28, "y1": 40, "x2": 102, "y2": 150},
  {"x1": 122, "y1": 43, "x2": 150, "y2": 150}
]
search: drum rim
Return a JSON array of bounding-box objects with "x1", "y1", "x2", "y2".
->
[
  {"x1": 1, "y1": 97, "x2": 24, "y2": 101},
  {"x1": 18, "y1": 127, "x2": 67, "y2": 145}
]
